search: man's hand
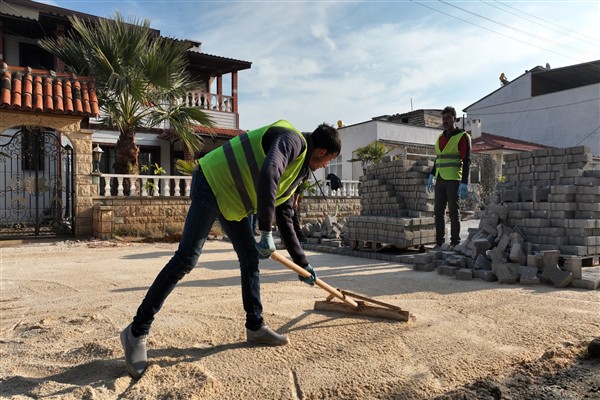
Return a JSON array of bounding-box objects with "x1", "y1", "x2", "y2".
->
[
  {"x1": 298, "y1": 264, "x2": 317, "y2": 286},
  {"x1": 459, "y1": 183, "x2": 469, "y2": 200},
  {"x1": 426, "y1": 175, "x2": 435, "y2": 193},
  {"x1": 255, "y1": 231, "x2": 275, "y2": 259}
]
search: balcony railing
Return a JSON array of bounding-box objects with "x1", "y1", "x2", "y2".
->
[
  {"x1": 184, "y1": 90, "x2": 233, "y2": 112},
  {"x1": 303, "y1": 180, "x2": 360, "y2": 197},
  {"x1": 97, "y1": 174, "x2": 360, "y2": 198},
  {"x1": 98, "y1": 174, "x2": 193, "y2": 197}
]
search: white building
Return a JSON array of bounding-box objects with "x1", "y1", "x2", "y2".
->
[
  {"x1": 464, "y1": 60, "x2": 600, "y2": 156},
  {"x1": 323, "y1": 110, "x2": 443, "y2": 183}
]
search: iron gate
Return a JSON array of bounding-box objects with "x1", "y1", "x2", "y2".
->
[{"x1": 0, "y1": 127, "x2": 75, "y2": 239}]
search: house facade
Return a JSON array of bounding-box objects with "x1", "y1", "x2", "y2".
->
[
  {"x1": 1, "y1": 0, "x2": 252, "y2": 177},
  {"x1": 0, "y1": 0, "x2": 251, "y2": 239},
  {"x1": 464, "y1": 60, "x2": 600, "y2": 156},
  {"x1": 334, "y1": 110, "x2": 442, "y2": 182}
]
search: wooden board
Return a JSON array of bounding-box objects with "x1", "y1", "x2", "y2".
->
[{"x1": 314, "y1": 301, "x2": 410, "y2": 322}]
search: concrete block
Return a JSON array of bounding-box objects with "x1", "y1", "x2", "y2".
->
[
  {"x1": 437, "y1": 265, "x2": 459, "y2": 276},
  {"x1": 488, "y1": 247, "x2": 507, "y2": 265},
  {"x1": 540, "y1": 250, "x2": 560, "y2": 268},
  {"x1": 527, "y1": 254, "x2": 542, "y2": 270},
  {"x1": 509, "y1": 243, "x2": 527, "y2": 265},
  {"x1": 510, "y1": 231, "x2": 525, "y2": 245},
  {"x1": 501, "y1": 189, "x2": 519, "y2": 203},
  {"x1": 414, "y1": 253, "x2": 434, "y2": 264},
  {"x1": 473, "y1": 269, "x2": 498, "y2": 282},
  {"x1": 542, "y1": 263, "x2": 573, "y2": 288},
  {"x1": 474, "y1": 254, "x2": 492, "y2": 270},
  {"x1": 570, "y1": 267, "x2": 600, "y2": 289},
  {"x1": 446, "y1": 254, "x2": 469, "y2": 268},
  {"x1": 497, "y1": 234, "x2": 511, "y2": 253},
  {"x1": 415, "y1": 263, "x2": 436, "y2": 272},
  {"x1": 474, "y1": 238, "x2": 492, "y2": 257},
  {"x1": 561, "y1": 255, "x2": 583, "y2": 279},
  {"x1": 519, "y1": 266, "x2": 539, "y2": 285},
  {"x1": 456, "y1": 269, "x2": 473, "y2": 280},
  {"x1": 494, "y1": 263, "x2": 521, "y2": 284},
  {"x1": 487, "y1": 203, "x2": 508, "y2": 222}
]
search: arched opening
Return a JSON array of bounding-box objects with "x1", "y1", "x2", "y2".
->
[{"x1": 0, "y1": 126, "x2": 75, "y2": 238}]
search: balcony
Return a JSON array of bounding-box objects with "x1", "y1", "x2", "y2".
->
[{"x1": 89, "y1": 90, "x2": 238, "y2": 130}]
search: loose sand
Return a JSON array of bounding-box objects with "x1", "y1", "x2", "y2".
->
[{"x1": 1, "y1": 239, "x2": 598, "y2": 399}]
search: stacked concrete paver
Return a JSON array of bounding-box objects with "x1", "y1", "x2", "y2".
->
[
  {"x1": 346, "y1": 156, "x2": 436, "y2": 249},
  {"x1": 416, "y1": 145, "x2": 600, "y2": 290},
  {"x1": 302, "y1": 145, "x2": 599, "y2": 290}
]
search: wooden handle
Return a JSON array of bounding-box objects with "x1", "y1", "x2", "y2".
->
[{"x1": 270, "y1": 251, "x2": 359, "y2": 308}]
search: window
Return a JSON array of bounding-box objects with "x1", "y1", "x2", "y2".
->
[
  {"x1": 20, "y1": 43, "x2": 55, "y2": 70},
  {"x1": 93, "y1": 144, "x2": 161, "y2": 174},
  {"x1": 139, "y1": 147, "x2": 161, "y2": 174},
  {"x1": 325, "y1": 154, "x2": 342, "y2": 179}
]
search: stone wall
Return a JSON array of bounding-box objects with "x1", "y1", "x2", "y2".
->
[
  {"x1": 92, "y1": 195, "x2": 362, "y2": 239},
  {"x1": 92, "y1": 197, "x2": 191, "y2": 239},
  {"x1": 299, "y1": 196, "x2": 361, "y2": 222}
]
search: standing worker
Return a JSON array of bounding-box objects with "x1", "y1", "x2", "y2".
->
[
  {"x1": 426, "y1": 106, "x2": 471, "y2": 250},
  {"x1": 120, "y1": 120, "x2": 341, "y2": 379}
]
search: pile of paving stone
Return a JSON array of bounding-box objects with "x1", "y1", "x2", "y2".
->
[
  {"x1": 344, "y1": 156, "x2": 436, "y2": 250},
  {"x1": 299, "y1": 145, "x2": 599, "y2": 290},
  {"x1": 413, "y1": 201, "x2": 599, "y2": 290}
]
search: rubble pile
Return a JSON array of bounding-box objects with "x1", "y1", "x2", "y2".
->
[{"x1": 414, "y1": 201, "x2": 598, "y2": 290}]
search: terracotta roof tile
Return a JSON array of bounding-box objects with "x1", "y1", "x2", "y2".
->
[{"x1": 0, "y1": 63, "x2": 99, "y2": 117}]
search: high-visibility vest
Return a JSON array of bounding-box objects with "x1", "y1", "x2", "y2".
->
[
  {"x1": 434, "y1": 131, "x2": 469, "y2": 181},
  {"x1": 199, "y1": 120, "x2": 307, "y2": 221}
]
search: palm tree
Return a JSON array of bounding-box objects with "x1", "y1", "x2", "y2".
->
[
  {"x1": 347, "y1": 140, "x2": 393, "y2": 169},
  {"x1": 39, "y1": 12, "x2": 212, "y2": 175}
]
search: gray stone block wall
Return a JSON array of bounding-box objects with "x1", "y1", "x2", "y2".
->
[{"x1": 497, "y1": 145, "x2": 600, "y2": 257}]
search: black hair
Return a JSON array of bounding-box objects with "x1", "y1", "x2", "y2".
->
[
  {"x1": 311, "y1": 123, "x2": 341, "y2": 155},
  {"x1": 442, "y1": 106, "x2": 457, "y2": 119}
]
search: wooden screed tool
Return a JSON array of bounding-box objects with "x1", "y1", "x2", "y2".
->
[{"x1": 271, "y1": 251, "x2": 410, "y2": 322}]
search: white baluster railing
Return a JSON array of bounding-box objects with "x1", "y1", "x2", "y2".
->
[
  {"x1": 98, "y1": 174, "x2": 193, "y2": 197},
  {"x1": 302, "y1": 180, "x2": 360, "y2": 197},
  {"x1": 99, "y1": 175, "x2": 358, "y2": 198}
]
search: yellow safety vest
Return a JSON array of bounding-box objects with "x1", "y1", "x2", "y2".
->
[
  {"x1": 434, "y1": 131, "x2": 469, "y2": 181},
  {"x1": 199, "y1": 120, "x2": 307, "y2": 221}
]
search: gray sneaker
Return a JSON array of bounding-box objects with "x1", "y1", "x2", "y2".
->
[
  {"x1": 247, "y1": 324, "x2": 289, "y2": 346},
  {"x1": 120, "y1": 324, "x2": 147, "y2": 379}
]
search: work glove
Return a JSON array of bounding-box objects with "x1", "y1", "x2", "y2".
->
[
  {"x1": 255, "y1": 230, "x2": 275, "y2": 259},
  {"x1": 458, "y1": 183, "x2": 469, "y2": 200},
  {"x1": 426, "y1": 175, "x2": 435, "y2": 193},
  {"x1": 298, "y1": 264, "x2": 317, "y2": 286}
]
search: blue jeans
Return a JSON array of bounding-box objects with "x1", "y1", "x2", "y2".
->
[
  {"x1": 434, "y1": 177, "x2": 461, "y2": 246},
  {"x1": 132, "y1": 168, "x2": 263, "y2": 335}
]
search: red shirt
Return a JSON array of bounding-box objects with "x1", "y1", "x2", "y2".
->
[{"x1": 438, "y1": 130, "x2": 469, "y2": 160}]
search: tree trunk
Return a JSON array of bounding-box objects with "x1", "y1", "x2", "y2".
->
[{"x1": 113, "y1": 129, "x2": 139, "y2": 195}]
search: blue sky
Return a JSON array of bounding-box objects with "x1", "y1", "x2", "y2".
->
[{"x1": 44, "y1": 1, "x2": 599, "y2": 132}]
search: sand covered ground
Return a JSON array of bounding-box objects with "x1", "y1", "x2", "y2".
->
[{"x1": 1, "y1": 239, "x2": 599, "y2": 399}]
